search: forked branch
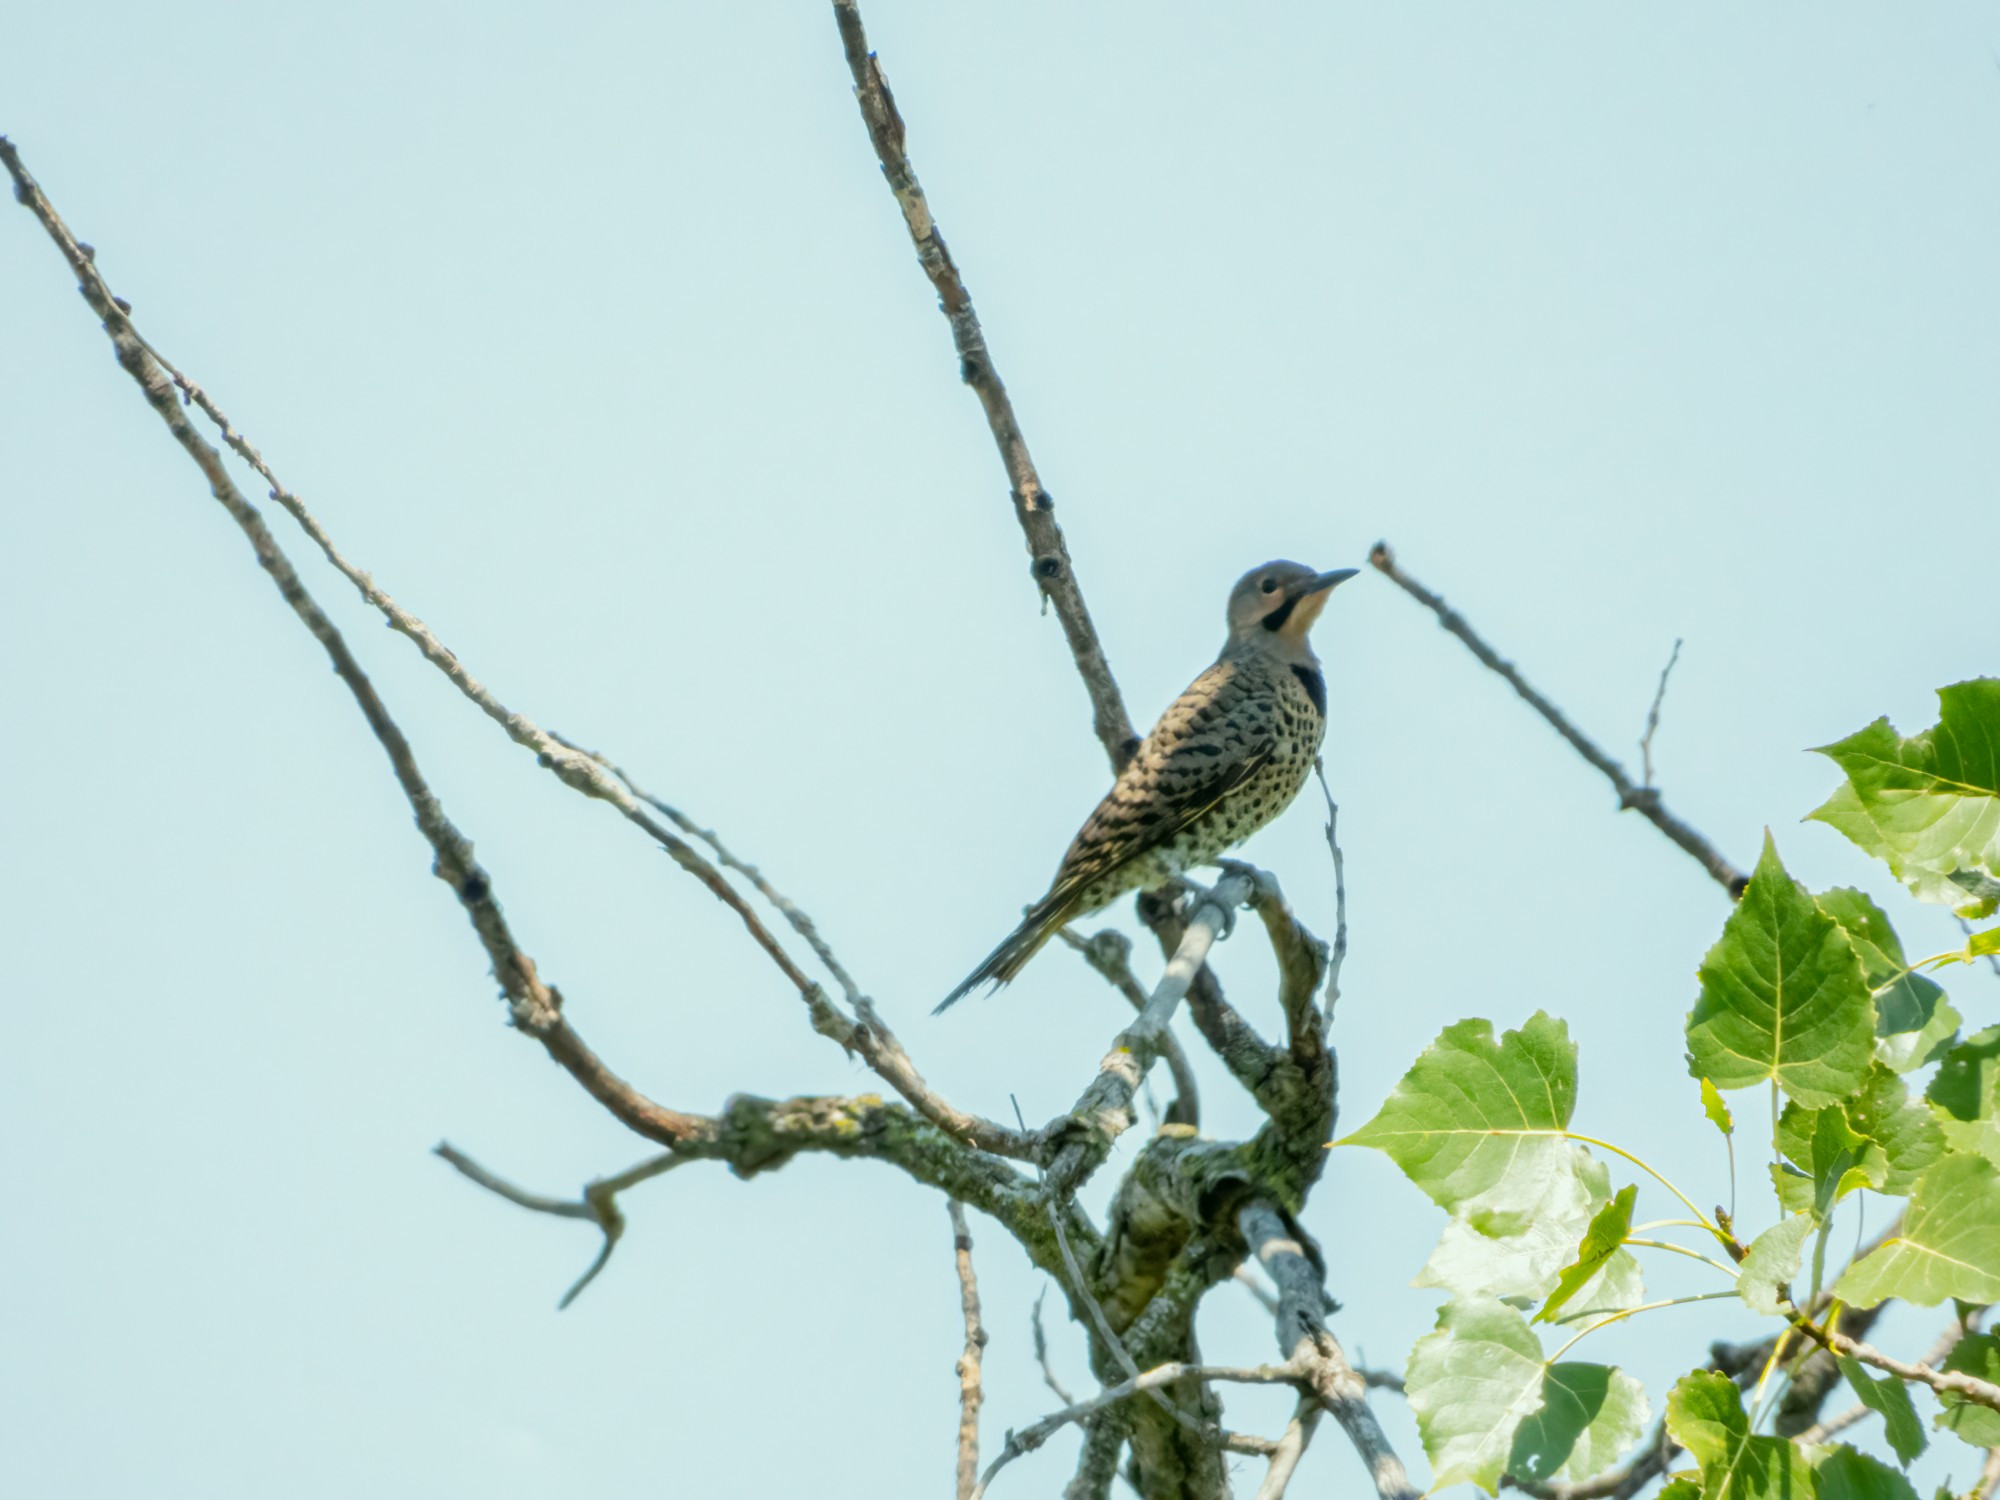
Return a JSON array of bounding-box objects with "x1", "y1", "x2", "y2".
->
[{"x1": 1369, "y1": 542, "x2": 1745, "y2": 896}]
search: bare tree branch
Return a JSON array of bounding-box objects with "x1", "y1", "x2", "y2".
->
[
  {"x1": 949, "y1": 1200, "x2": 988, "y2": 1500},
  {"x1": 1314, "y1": 761, "x2": 1349, "y2": 1024},
  {"x1": 1137, "y1": 887, "x2": 1291, "y2": 1112},
  {"x1": 0, "y1": 136, "x2": 736, "y2": 1158},
  {"x1": 432, "y1": 1143, "x2": 688, "y2": 1309},
  {"x1": 1255, "y1": 1397, "x2": 1323, "y2": 1500},
  {"x1": 113, "y1": 272, "x2": 833, "y2": 1013},
  {"x1": 1234, "y1": 1264, "x2": 1282, "y2": 1317},
  {"x1": 553, "y1": 731, "x2": 863, "y2": 1003},
  {"x1": 829, "y1": 0, "x2": 1136, "y2": 770},
  {"x1": 1230, "y1": 863, "x2": 1329, "y2": 1069},
  {"x1": 1369, "y1": 542, "x2": 1746, "y2": 897},
  {"x1": 1240, "y1": 1201, "x2": 1419, "y2": 1500},
  {"x1": 1044, "y1": 871, "x2": 1256, "y2": 1199},
  {"x1": 1061, "y1": 928, "x2": 1200, "y2": 1129},
  {"x1": 971, "y1": 1359, "x2": 1293, "y2": 1499},
  {"x1": 1032, "y1": 1286, "x2": 1079, "y2": 1407},
  {"x1": 1637, "y1": 638, "x2": 1683, "y2": 790}
]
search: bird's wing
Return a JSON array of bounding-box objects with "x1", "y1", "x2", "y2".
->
[{"x1": 1043, "y1": 730, "x2": 1276, "y2": 908}]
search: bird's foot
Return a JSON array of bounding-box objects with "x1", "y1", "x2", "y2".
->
[
  {"x1": 1214, "y1": 857, "x2": 1283, "y2": 907},
  {"x1": 1177, "y1": 874, "x2": 1239, "y2": 941}
]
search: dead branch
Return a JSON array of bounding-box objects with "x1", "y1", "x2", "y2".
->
[
  {"x1": 1060, "y1": 927, "x2": 1200, "y2": 1129},
  {"x1": 1369, "y1": 542, "x2": 1745, "y2": 896},
  {"x1": 1043, "y1": 870, "x2": 1256, "y2": 1199},
  {"x1": 1637, "y1": 638, "x2": 1683, "y2": 789},
  {"x1": 949, "y1": 1201, "x2": 988, "y2": 1500},
  {"x1": 432, "y1": 1143, "x2": 686, "y2": 1308},
  {"x1": 1241, "y1": 1201, "x2": 1419, "y2": 1500},
  {"x1": 1314, "y1": 761, "x2": 1349, "y2": 1024},
  {"x1": 830, "y1": 0, "x2": 1135, "y2": 770}
]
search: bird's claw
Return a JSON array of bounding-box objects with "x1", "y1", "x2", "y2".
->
[{"x1": 1179, "y1": 875, "x2": 1239, "y2": 941}]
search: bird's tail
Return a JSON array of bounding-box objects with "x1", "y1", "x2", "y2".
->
[{"x1": 934, "y1": 891, "x2": 1080, "y2": 1013}]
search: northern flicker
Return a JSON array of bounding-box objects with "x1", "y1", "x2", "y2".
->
[{"x1": 937, "y1": 560, "x2": 1355, "y2": 1012}]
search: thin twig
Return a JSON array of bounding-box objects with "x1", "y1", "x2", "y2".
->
[
  {"x1": 948, "y1": 1201, "x2": 987, "y2": 1500},
  {"x1": 552, "y1": 736, "x2": 1031, "y2": 1159},
  {"x1": 1637, "y1": 638, "x2": 1683, "y2": 789},
  {"x1": 1369, "y1": 543, "x2": 1745, "y2": 897},
  {"x1": 551, "y1": 731, "x2": 862, "y2": 1003},
  {"x1": 1031, "y1": 1287, "x2": 1078, "y2": 1406},
  {"x1": 154, "y1": 314, "x2": 833, "y2": 1014},
  {"x1": 1794, "y1": 1400, "x2": 1868, "y2": 1447},
  {"x1": 1235, "y1": 1264, "x2": 1282, "y2": 1317},
  {"x1": 970, "y1": 1359, "x2": 1296, "y2": 1498},
  {"x1": 0, "y1": 137, "x2": 719, "y2": 1154},
  {"x1": 1255, "y1": 1397, "x2": 1323, "y2": 1500},
  {"x1": 1314, "y1": 761, "x2": 1349, "y2": 1024},
  {"x1": 433, "y1": 1143, "x2": 686, "y2": 1308},
  {"x1": 830, "y1": 0, "x2": 1135, "y2": 771}
]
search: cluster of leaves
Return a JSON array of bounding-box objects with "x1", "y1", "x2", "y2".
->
[{"x1": 1342, "y1": 680, "x2": 2000, "y2": 1496}]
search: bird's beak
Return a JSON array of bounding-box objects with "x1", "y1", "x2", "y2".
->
[{"x1": 1288, "y1": 568, "x2": 1359, "y2": 600}]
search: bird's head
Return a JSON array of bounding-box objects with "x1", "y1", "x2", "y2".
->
[{"x1": 1224, "y1": 560, "x2": 1358, "y2": 653}]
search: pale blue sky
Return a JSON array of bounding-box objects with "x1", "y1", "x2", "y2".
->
[{"x1": 4, "y1": 4, "x2": 1997, "y2": 1496}]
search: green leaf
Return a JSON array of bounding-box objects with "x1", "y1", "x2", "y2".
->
[
  {"x1": 1553, "y1": 1247, "x2": 1646, "y2": 1334},
  {"x1": 1700, "y1": 1076, "x2": 1736, "y2": 1136},
  {"x1": 1970, "y1": 927, "x2": 2000, "y2": 957},
  {"x1": 1417, "y1": 1147, "x2": 1608, "y2": 1301},
  {"x1": 1775, "y1": 1103, "x2": 1885, "y2": 1218},
  {"x1": 1405, "y1": 1299, "x2": 1549, "y2": 1495},
  {"x1": 1878, "y1": 993, "x2": 1961, "y2": 1077},
  {"x1": 1814, "y1": 888, "x2": 1959, "y2": 1073},
  {"x1": 1926, "y1": 1026, "x2": 2000, "y2": 1169},
  {"x1": 1934, "y1": 1333, "x2": 2000, "y2": 1450},
  {"x1": 1340, "y1": 1012, "x2": 1576, "y2": 1223},
  {"x1": 1737, "y1": 1215, "x2": 1814, "y2": 1316},
  {"x1": 1687, "y1": 834, "x2": 1875, "y2": 1108},
  {"x1": 1844, "y1": 1066, "x2": 1946, "y2": 1197},
  {"x1": 1834, "y1": 1153, "x2": 2000, "y2": 1307},
  {"x1": 1507, "y1": 1362, "x2": 1650, "y2": 1486},
  {"x1": 1666, "y1": 1370, "x2": 1818, "y2": 1500},
  {"x1": 1538, "y1": 1185, "x2": 1637, "y2": 1325},
  {"x1": 1810, "y1": 679, "x2": 2000, "y2": 920},
  {"x1": 1836, "y1": 1356, "x2": 1926, "y2": 1466},
  {"x1": 1658, "y1": 1483, "x2": 1701, "y2": 1500},
  {"x1": 1813, "y1": 1446, "x2": 1918, "y2": 1500}
]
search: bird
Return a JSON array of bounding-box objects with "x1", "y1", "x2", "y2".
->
[{"x1": 936, "y1": 559, "x2": 1356, "y2": 1012}]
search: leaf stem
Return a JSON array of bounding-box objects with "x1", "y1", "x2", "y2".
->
[
  {"x1": 1546, "y1": 1290, "x2": 1741, "y2": 1360},
  {"x1": 1563, "y1": 1133, "x2": 1721, "y2": 1241},
  {"x1": 1625, "y1": 1238, "x2": 1742, "y2": 1278},
  {"x1": 1748, "y1": 1327, "x2": 1799, "y2": 1428}
]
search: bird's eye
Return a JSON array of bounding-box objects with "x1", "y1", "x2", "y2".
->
[{"x1": 1260, "y1": 578, "x2": 1278, "y2": 594}]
